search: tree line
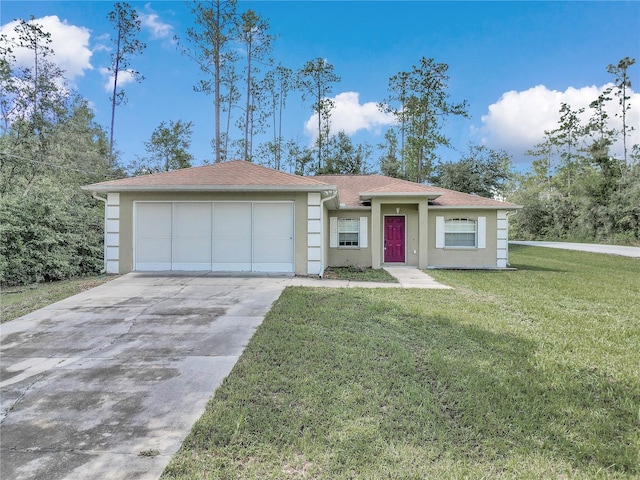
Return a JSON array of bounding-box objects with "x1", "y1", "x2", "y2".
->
[
  {"x1": 0, "y1": 1, "x2": 637, "y2": 286},
  {"x1": 511, "y1": 58, "x2": 639, "y2": 244},
  {"x1": 1, "y1": 17, "x2": 115, "y2": 285}
]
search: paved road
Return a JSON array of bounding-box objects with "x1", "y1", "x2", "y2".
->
[{"x1": 510, "y1": 241, "x2": 640, "y2": 258}]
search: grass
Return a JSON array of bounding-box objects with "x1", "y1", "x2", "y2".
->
[
  {"x1": 161, "y1": 245, "x2": 640, "y2": 479},
  {"x1": 322, "y1": 266, "x2": 398, "y2": 283},
  {"x1": 0, "y1": 275, "x2": 114, "y2": 323}
]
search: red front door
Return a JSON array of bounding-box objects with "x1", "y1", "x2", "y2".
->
[{"x1": 384, "y1": 216, "x2": 405, "y2": 263}]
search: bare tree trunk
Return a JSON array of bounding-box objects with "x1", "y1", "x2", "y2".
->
[
  {"x1": 244, "y1": 40, "x2": 251, "y2": 161},
  {"x1": 22, "y1": 171, "x2": 38, "y2": 197},
  {"x1": 224, "y1": 93, "x2": 233, "y2": 161},
  {"x1": 317, "y1": 85, "x2": 322, "y2": 170},
  {"x1": 277, "y1": 84, "x2": 283, "y2": 170},
  {"x1": 622, "y1": 82, "x2": 628, "y2": 165},
  {"x1": 109, "y1": 30, "x2": 121, "y2": 166},
  {"x1": 214, "y1": 2, "x2": 221, "y2": 163},
  {"x1": 248, "y1": 96, "x2": 254, "y2": 160}
]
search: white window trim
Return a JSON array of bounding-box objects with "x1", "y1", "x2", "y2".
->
[
  {"x1": 436, "y1": 216, "x2": 486, "y2": 249},
  {"x1": 338, "y1": 218, "x2": 360, "y2": 247},
  {"x1": 329, "y1": 216, "x2": 368, "y2": 249},
  {"x1": 444, "y1": 218, "x2": 476, "y2": 248}
]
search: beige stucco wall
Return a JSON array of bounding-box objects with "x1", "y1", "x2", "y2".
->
[
  {"x1": 427, "y1": 209, "x2": 499, "y2": 268},
  {"x1": 325, "y1": 210, "x2": 372, "y2": 268},
  {"x1": 116, "y1": 191, "x2": 309, "y2": 275}
]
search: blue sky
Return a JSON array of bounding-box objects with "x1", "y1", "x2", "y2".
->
[{"x1": 2, "y1": 1, "x2": 639, "y2": 172}]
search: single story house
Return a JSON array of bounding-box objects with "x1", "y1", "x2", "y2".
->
[{"x1": 82, "y1": 160, "x2": 521, "y2": 276}]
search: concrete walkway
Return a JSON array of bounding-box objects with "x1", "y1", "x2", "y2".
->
[
  {"x1": 510, "y1": 241, "x2": 640, "y2": 258},
  {"x1": 383, "y1": 266, "x2": 452, "y2": 289},
  {"x1": 289, "y1": 266, "x2": 451, "y2": 289}
]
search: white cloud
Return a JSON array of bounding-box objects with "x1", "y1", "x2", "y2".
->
[
  {"x1": 92, "y1": 43, "x2": 111, "y2": 53},
  {"x1": 139, "y1": 4, "x2": 174, "y2": 39},
  {"x1": 92, "y1": 33, "x2": 111, "y2": 54},
  {"x1": 100, "y1": 67, "x2": 137, "y2": 92},
  {"x1": 304, "y1": 91, "x2": 395, "y2": 142},
  {"x1": 478, "y1": 84, "x2": 640, "y2": 162},
  {"x1": 0, "y1": 16, "x2": 92, "y2": 81}
]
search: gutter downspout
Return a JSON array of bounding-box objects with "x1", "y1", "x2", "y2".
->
[
  {"x1": 92, "y1": 192, "x2": 108, "y2": 274},
  {"x1": 318, "y1": 191, "x2": 338, "y2": 278}
]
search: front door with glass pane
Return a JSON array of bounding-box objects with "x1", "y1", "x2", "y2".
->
[{"x1": 384, "y1": 216, "x2": 405, "y2": 263}]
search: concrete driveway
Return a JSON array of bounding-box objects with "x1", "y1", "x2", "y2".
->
[{"x1": 0, "y1": 272, "x2": 290, "y2": 480}]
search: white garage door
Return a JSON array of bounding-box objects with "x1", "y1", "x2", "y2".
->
[
  {"x1": 135, "y1": 202, "x2": 294, "y2": 272},
  {"x1": 253, "y1": 203, "x2": 295, "y2": 272}
]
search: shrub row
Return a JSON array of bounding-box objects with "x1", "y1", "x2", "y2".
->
[{"x1": 0, "y1": 190, "x2": 103, "y2": 286}]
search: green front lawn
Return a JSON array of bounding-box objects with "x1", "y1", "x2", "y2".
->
[
  {"x1": 162, "y1": 245, "x2": 639, "y2": 479},
  {"x1": 1, "y1": 275, "x2": 114, "y2": 323},
  {"x1": 322, "y1": 266, "x2": 398, "y2": 283}
]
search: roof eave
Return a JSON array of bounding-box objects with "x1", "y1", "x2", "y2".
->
[
  {"x1": 82, "y1": 184, "x2": 337, "y2": 194},
  {"x1": 359, "y1": 192, "x2": 442, "y2": 201},
  {"x1": 428, "y1": 204, "x2": 523, "y2": 210},
  {"x1": 332, "y1": 205, "x2": 371, "y2": 211}
]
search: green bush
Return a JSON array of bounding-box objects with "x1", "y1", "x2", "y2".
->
[{"x1": 0, "y1": 189, "x2": 104, "y2": 286}]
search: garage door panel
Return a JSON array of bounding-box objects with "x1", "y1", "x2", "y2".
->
[
  {"x1": 211, "y1": 262, "x2": 252, "y2": 271},
  {"x1": 253, "y1": 240, "x2": 293, "y2": 264},
  {"x1": 212, "y1": 237, "x2": 251, "y2": 263},
  {"x1": 213, "y1": 203, "x2": 251, "y2": 236},
  {"x1": 172, "y1": 237, "x2": 212, "y2": 265},
  {"x1": 136, "y1": 238, "x2": 171, "y2": 270},
  {"x1": 253, "y1": 203, "x2": 293, "y2": 269},
  {"x1": 212, "y1": 203, "x2": 252, "y2": 267},
  {"x1": 136, "y1": 203, "x2": 172, "y2": 270},
  {"x1": 173, "y1": 203, "x2": 212, "y2": 237},
  {"x1": 136, "y1": 203, "x2": 172, "y2": 237},
  {"x1": 253, "y1": 203, "x2": 293, "y2": 237},
  {"x1": 172, "y1": 202, "x2": 212, "y2": 268}
]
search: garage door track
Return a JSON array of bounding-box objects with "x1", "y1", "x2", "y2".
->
[{"x1": 0, "y1": 273, "x2": 290, "y2": 480}]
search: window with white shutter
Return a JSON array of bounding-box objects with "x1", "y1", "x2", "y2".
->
[
  {"x1": 330, "y1": 217, "x2": 367, "y2": 248},
  {"x1": 330, "y1": 217, "x2": 338, "y2": 248},
  {"x1": 338, "y1": 218, "x2": 359, "y2": 246}
]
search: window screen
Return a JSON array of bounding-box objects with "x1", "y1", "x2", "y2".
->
[
  {"x1": 444, "y1": 218, "x2": 476, "y2": 247},
  {"x1": 338, "y1": 218, "x2": 359, "y2": 246}
]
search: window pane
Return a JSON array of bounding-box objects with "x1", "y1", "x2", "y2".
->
[
  {"x1": 445, "y1": 219, "x2": 475, "y2": 233},
  {"x1": 339, "y1": 232, "x2": 359, "y2": 246},
  {"x1": 444, "y1": 219, "x2": 476, "y2": 247},
  {"x1": 445, "y1": 232, "x2": 476, "y2": 247},
  {"x1": 338, "y1": 218, "x2": 359, "y2": 246},
  {"x1": 339, "y1": 218, "x2": 359, "y2": 233}
]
